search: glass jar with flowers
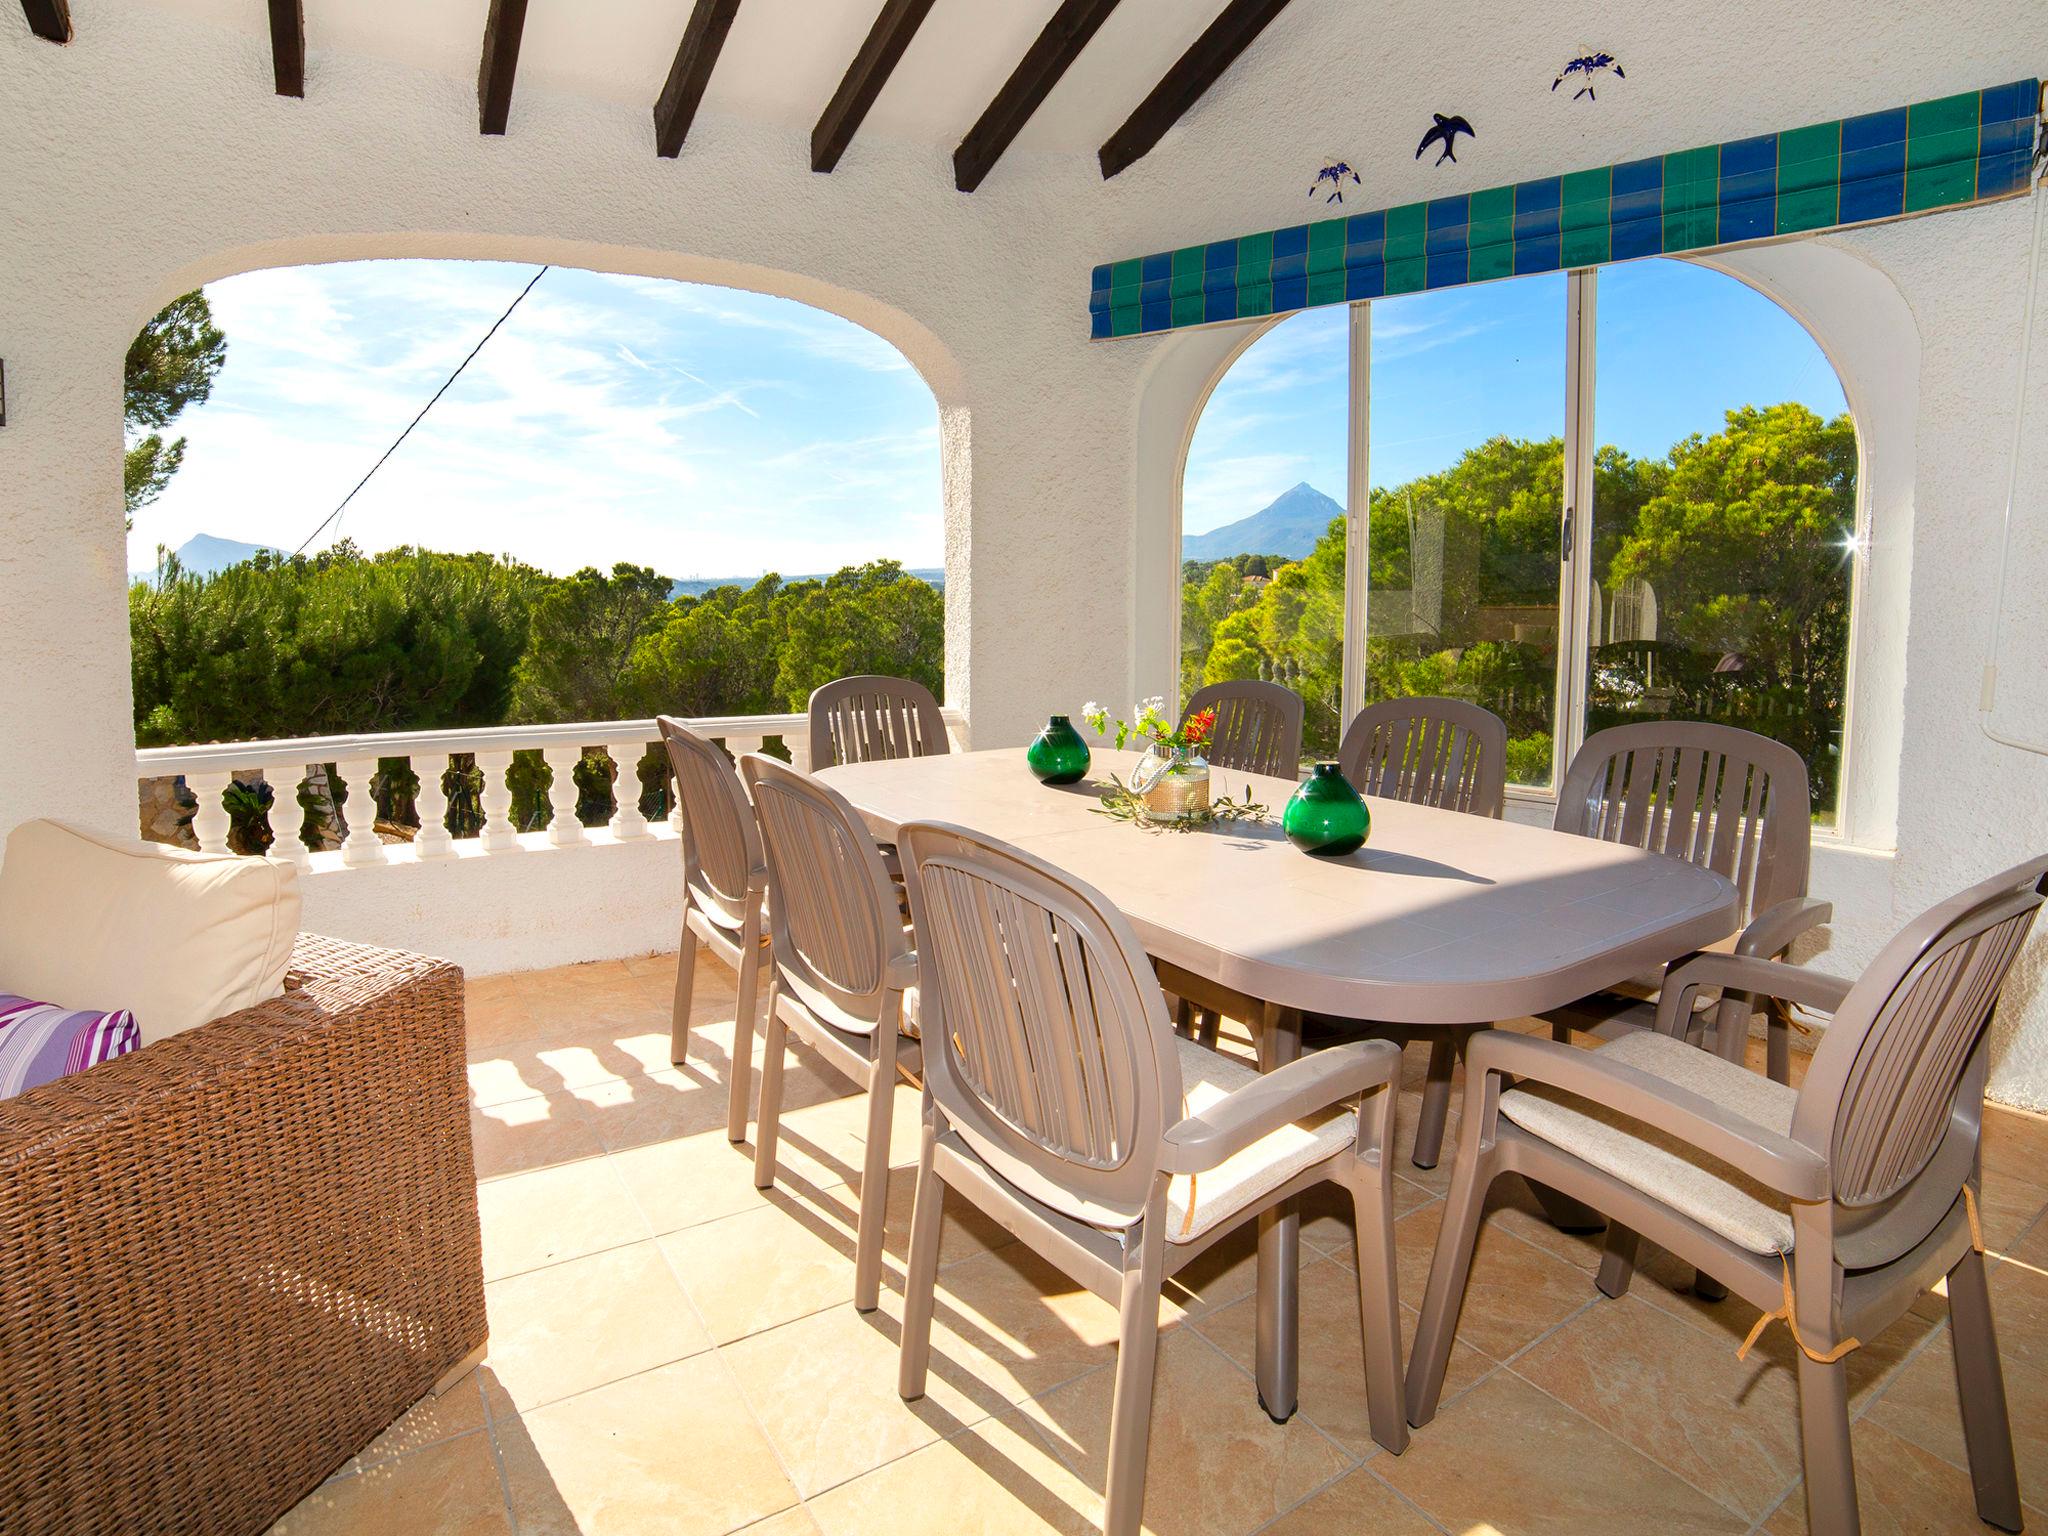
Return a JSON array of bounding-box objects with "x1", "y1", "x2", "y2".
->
[{"x1": 1080, "y1": 697, "x2": 1215, "y2": 823}]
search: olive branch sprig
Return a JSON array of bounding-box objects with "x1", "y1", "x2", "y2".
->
[{"x1": 1091, "y1": 773, "x2": 1272, "y2": 833}]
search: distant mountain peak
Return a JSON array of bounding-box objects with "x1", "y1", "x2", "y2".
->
[
  {"x1": 1182, "y1": 483, "x2": 1343, "y2": 563},
  {"x1": 131, "y1": 533, "x2": 279, "y2": 583}
]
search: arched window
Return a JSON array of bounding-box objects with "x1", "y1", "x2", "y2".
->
[{"x1": 1181, "y1": 257, "x2": 1857, "y2": 819}]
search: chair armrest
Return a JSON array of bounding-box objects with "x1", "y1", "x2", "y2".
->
[
  {"x1": 1463, "y1": 1029, "x2": 1829, "y2": 1200},
  {"x1": 1654, "y1": 952, "x2": 1854, "y2": 1038},
  {"x1": 1160, "y1": 1039, "x2": 1400, "y2": 1175},
  {"x1": 1733, "y1": 896, "x2": 1832, "y2": 960}
]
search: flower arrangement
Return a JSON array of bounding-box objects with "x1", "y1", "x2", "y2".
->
[{"x1": 1080, "y1": 697, "x2": 1217, "y2": 755}]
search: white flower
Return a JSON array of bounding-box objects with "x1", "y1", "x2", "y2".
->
[{"x1": 1082, "y1": 700, "x2": 1103, "y2": 719}]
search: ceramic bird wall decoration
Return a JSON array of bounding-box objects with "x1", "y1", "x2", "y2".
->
[
  {"x1": 1416, "y1": 113, "x2": 1475, "y2": 166},
  {"x1": 1312, "y1": 159, "x2": 1363, "y2": 203},
  {"x1": 1554, "y1": 50, "x2": 1625, "y2": 100}
]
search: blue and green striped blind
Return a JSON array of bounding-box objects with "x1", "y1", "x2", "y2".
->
[{"x1": 1089, "y1": 80, "x2": 2040, "y2": 339}]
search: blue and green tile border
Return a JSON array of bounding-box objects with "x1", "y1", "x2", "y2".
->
[{"x1": 1090, "y1": 79, "x2": 2040, "y2": 339}]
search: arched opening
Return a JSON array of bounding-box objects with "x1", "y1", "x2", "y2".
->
[
  {"x1": 124, "y1": 256, "x2": 948, "y2": 849},
  {"x1": 1178, "y1": 256, "x2": 1861, "y2": 819}
]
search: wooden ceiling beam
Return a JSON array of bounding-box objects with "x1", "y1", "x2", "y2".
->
[
  {"x1": 477, "y1": 0, "x2": 530, "y2": 136},
  {"x1": 1098, "y1": 0, "x2": 1291, "y2": 180},
  {"x1": 18, "y1": 0, "x2": 71, "y2": 44},
  {"x1": 268, "y1": 0, "x2": 305, "y2": 97},
  {"x1": 654, "y1": 0, "x2": 743, "y2": 159},
  {"x1": 953, "y1": 0, "x2": 1120, "y2": 193},
  {"x1": 810, "y1": 0, "x2": 937, "y2": 174}
]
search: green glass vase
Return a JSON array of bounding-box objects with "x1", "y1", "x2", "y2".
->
[
  {"x1": 1026, "y1": 715, "x2": 1091, "y2": 785},
  {"x1": 1283, "y1": 762, "x2": 1370, "y2": 856}
]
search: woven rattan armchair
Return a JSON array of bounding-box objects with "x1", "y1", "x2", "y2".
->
[
  {"x1": 0, "y1": 934, "x2": 483, "y2": 1536},
  {"x1": 1407, "y1": 858, "x2": 2046, "y2": 1536}
]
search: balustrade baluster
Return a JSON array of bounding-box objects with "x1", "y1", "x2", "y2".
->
[
  {"x1": 187, "y1": 771, "x2": 234, "y2": 856},
  {"x1": 337, "y1": 756, "x2": 389, "y2": 867},
  {"x1": 474, "y1": 750, "x2": 519, "y2": 850},
  {"x1": 542, "y1": 745, "x2": 587, "y2": 847},
  {"x1": 263, "y1": 762, "x2": 311, "y2": 869},
  {"x1": 414, "y1": 754, "x2": 455, "y2": 859},
  {"x1": 606, "y1": 741, "x2": 651, "y2": 840}
]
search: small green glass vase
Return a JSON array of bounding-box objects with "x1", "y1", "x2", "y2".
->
[
  {"x1": 1283, "y1": 762, "x2": 1370, "y2": 856},
  {"x1": 1026, "y1": 715, "x2": 1091, "y2": 785}
]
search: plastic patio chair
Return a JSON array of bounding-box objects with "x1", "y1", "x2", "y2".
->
[
  {"x1": 1180, "y1": 679, "x2": 1305, "y2": 779},
  {"x1": 807, "y1": 674, "x2": 949, "y2": 770},
  {"x1": 1406, "y1": 856, "x2": 2047, "y2": 1536},
  {"x1": 1542, "y1": 721, "x2": 1828, "y2": 1082},
  {"x1": 739, "y1": 752, "x2": 919, "y2": 1313},
  {"x1": 1337, "y1": 695, "x2": 1508, "y2": 819},
  {"x1": 658, "y1": 717, "x2": 768, "y2": 1144},
  {"x1": 894, "y1": 819, "x2": 1407, "y2": 1536}
]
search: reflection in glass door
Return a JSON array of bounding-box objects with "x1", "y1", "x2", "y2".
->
[
  {"x1": 1586, "y1": 260, "x2": 1858, "y2": 821},
  {"x1": 1366, "y1": 272, "x2": 1569, "y2": 788}
]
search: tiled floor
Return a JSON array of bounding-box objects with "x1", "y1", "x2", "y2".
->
[{"x1": 273, "y1": 951, "x2": 2048, "y2": 1536}]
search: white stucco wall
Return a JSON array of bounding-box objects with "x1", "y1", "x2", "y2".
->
[{"x1": 5, "y1": 3, "x2": 2048, "y2": 1101}]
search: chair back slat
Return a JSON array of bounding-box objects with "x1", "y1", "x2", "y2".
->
[
  {"x1": 808, "y1": 675, "x2": 948, "y2": 770},
  {"x1": 658, "y1": 717, "x2": 762, "y2": 929},
  {"x1": 1783, "y1": 857, "x2": 2047, "y2": 1274},
  {"x1": 1557, "y1": 723, "x2": 1811, "y2": 926},
  {"x1": 741, "y1": 754, "x2": 907, "y2": 1033},
  {"x1": 1182, "y1": 681, "x2": 1304, "y2": 779},
  {"x1": 1339, "y1": 697, "x2": 1507, "y2": 817},
  {"x1": 900, "y1": 821, "x2": 1179, "y2": 1229}
]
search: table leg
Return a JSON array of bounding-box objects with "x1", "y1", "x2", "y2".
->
[
  {"x1": 1254, "y1": 999, "x2": 1302, "y2": 1423},
  {"x1": 1411, "y1": 1034, "x2": 1458, "y2": 1169}
]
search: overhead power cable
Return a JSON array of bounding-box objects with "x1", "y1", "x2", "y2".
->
[{"x1": 291, "y1": 264, "x2": 551, "y2": 557}]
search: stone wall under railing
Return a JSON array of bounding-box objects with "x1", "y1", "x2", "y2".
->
[{"x1": 134, "y1": 712, "x2": 967, "y2": 975}]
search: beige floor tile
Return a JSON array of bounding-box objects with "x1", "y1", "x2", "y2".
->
[
  {"x1": 573, "y1": 1064, "x2": 737, "y2": 1151},
  {"x1": 661, "y1": 1195, "x2": 865, "y2": 1344},
  {"x1": 1479, "y1": 1174, "x2": 1612, "y2": 1274},
  {"x1": 1761, "y1": 1419, "x2": 2047, "y2": 1534},
  {"x1": 1981, "y1": 1103, "x2": 2048, "y2": 1179},
  {"x1": 350, "y1": 1374, "x2": 491, "y2": 1472},
  {"x1": 1258, "y1": 1466, "x2": 1440, "y2": 1536},
  {"x1": 1296, "y1": 1175, "x2": 1435, "y2": 1262},
  {"x1": 272, "y1": 1431, "x2": 509, "y2": 1535},
  {"x1": 1019, "y1": 1328, "x2": 1355, "y2": 1536},
  {"x1": 610, "y1": 1118, "x2": 849, "y2": 1238},
  {"x1": 476, "y1": 1154, "x2": 651, "y2": 1281},
  {"x1": 877, "y1": 1162, "x2": 1018, "y2": 1272},
  {"x1": 499, "y1": 1353, "x2": 799, "y2": 1536},
  {"x1": 805, "y1": 1407, "x2": 1103, "y2": 1536},
  {"x1": 1191, "y1": 1257, "x2": 1410, "y2": 1456},
  {"x1": 484, "y1": 1240, "x2": 710, "y2": 1410},
  {"x1": 1393, "y1": 1200, "x2": 1594, "y2": 1364},
  {"x1": 736, "y1": 1507, "x2": 826, "y2": 1535},
  {"x1": 722, "y1": 1293, "x2": 989, "y2": 1498},
  {"x1": 1379, "y1": 1370, "x2": 1749, "y2": 1535},
  {"x1": 1159, "y1": 1223, "x2": 1261, "y2": 1323},
  {"x1": 467, "y1": 1023, "x2": 679, "y2": 1108},
  {"x1": 1509, "y1": 1292, "x2": 1804, "y2": 1521},
  {"x1": 469, "y1": 1090, "x2": 604, "y2": 1180},
  {"x1": 917, "y1": 1243, "x2": 1124, "y2": 1406}
]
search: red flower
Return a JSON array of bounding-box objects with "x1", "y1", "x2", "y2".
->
[{"x1": 1182, "y1": 708, "x2": 1217, "y2": 747}]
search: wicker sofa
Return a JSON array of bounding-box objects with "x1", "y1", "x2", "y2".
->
[{"x1": 0, "y1": 934, "x2": 485, "y2": 1535}]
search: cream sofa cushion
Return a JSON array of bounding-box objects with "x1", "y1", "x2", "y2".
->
[{"x1": 0, "y1": 819, "x2": 300, "y2": 1045}]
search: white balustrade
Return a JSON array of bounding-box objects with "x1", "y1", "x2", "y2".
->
[
  {"x1": 133, "y1": 709, "x2": 965, "y2": 869},
  {"x1": 187, "y1": 771, "x2": 233, "y2": 855},
  {"x1": 607, "y1": 740, "x2": 651, "y2": 840},
  {"x1": 413, "y1": 755, "x2": 455, "y2": 860},
  {"x1": 264, "y1": 762, "x2": 312, "y2": 869},
  {"x1": 337, "y1": 756, "x2": 389, "y2": 867},
  {"x1": 541, "y1": 745, "x2": 587, "y2": 847},
  {"x1": 474, "y1": 749, "x2": 520, "y2": 851}
]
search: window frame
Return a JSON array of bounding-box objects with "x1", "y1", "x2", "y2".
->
[{"x1": 1173, "y1": 258, "x2": 1869, "y2": 833}]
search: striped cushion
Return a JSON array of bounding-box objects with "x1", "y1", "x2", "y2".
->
[{"x1": 0, "y1": 994, "x2": 139, "y2": 1099}]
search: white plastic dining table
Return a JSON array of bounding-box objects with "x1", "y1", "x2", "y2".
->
[{"x1": 817, "y1": 746, "x2": 1741, "y2": 1421}]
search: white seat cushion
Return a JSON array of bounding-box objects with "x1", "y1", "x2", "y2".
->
[
  {"x1": 1163, "y1": 1037, "x2": 1355, "y2": 1244},
  {"x1": 1498, "y1": 1030, "x2": 1799, "y2": 1254},
  {"x1": 0, "y1": 819, "x2": 300, "y2": 1046}
]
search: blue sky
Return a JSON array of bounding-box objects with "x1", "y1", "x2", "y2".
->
[
  {"x1": 129, "y1": 260, "x2": 945, "y2": 579},
  {"x1": 131, "y1": 256, "x2": 1853, "y2": 573},
  {"x1": 1184, "y1": 257, "x2": 1851, "y2": 534}
]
